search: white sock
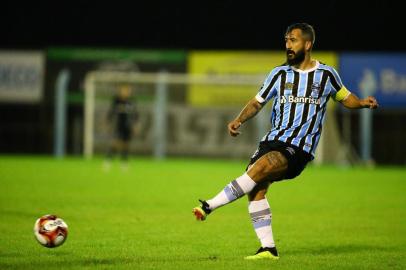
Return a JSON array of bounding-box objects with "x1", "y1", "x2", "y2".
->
[
  {"x1": 248, "y1": 198, "x2": 275, "y2": 248},
  {"x1": 206, "y1": 173, "x2": 256, "y2": 211}
]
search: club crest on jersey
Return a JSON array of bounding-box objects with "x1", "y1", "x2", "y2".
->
[
  {"x1": 311, "y1": 83, "x2": 321, "y2": 96},
  {"x1": 284, "y1": 82, "x2": 295, "y2": 90}
]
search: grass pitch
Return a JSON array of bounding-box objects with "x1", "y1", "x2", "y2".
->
[{"x1": 0, "y1": 156, "x2": 405, "y2": 269}]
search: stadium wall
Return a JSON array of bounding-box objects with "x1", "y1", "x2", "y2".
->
[{"x1": 0, "y1": 48, "x2": 405, "y2": 165}]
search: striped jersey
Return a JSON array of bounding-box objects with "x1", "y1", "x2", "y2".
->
[{"x1": 255, "y1": 60, "x2": 350, "y2": 157}]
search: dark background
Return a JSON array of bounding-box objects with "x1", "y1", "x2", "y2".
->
[{"x1": 1, "y1": 1, "x2": 401, "y2": 51}]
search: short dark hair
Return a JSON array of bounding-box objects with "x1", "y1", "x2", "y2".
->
[{"x1": 285, "y1": 23, "x2": 316, "y2": 47}]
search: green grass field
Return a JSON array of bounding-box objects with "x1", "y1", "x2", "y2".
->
[{"x1": 0, "y1": 156, "x2": 405, "y2": 269}]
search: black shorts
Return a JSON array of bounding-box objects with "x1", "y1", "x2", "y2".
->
[{"x1": 247, "y1": 140, "x2": 313, "y2": 181}]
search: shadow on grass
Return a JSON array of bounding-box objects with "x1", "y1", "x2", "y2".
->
[
  {"x1": 286, "y1": 244, "x2": 396, "y2": 255},
  {"x1": 0, "y1": 258, "x2": 133, "y2": 269},
  {"x1": 0, "y1": 254, "x2": 222, "y2": 269}
]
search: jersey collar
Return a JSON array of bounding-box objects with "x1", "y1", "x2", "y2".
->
[{"x1": 290, "y1": 60, "x2": 320, "y2": 73}]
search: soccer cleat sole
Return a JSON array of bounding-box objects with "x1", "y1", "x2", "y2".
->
[
  {"x1": 244, "y1": 251, "x2": 279, "y2": 260},
  {"x1": 192, "y1": 207, "x2": 207, "y2": 221}
]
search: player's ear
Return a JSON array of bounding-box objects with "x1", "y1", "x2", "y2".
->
[{"x1": 305, "y1": 40, "x2": 312, "y2": 51}]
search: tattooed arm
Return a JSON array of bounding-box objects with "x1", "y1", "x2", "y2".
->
[{"x1": 228, "y1": 98, "x2": 264, "y2": 137}]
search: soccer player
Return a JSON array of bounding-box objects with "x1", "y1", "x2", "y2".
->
[
  {"x1": 192, "y1": 23, "x2": 378, "y2": 260},
  {"x1": 104, "y1": 84, "x2": 138, "y2": 170}
]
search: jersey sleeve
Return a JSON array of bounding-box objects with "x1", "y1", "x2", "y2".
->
[
  {"x1": 255, "y1": 68, "x2": 281, "y2": 104},
  {"x1": 329, "y1": 67, "x2": 351, "y2": 102}
]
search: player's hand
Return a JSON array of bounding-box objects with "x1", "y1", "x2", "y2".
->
[
  {"x1": 360, "y1": 96, "x2": 379, "y2": 109},
  {"x1": 228, "y1": 119, "x2": 242, "y2": 137}
]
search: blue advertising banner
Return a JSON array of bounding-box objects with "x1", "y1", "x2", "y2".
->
[{"x1": 339, "y1": 53, "x2": 406, "y2": 108}]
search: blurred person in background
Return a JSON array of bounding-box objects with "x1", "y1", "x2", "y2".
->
[{"x1": 104, "y1": 84, "x2": 139, "y2": 171}]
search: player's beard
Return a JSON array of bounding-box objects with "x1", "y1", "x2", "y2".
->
[{"x1": 286, "y1": 48, "x2": 305, "y2": 66}]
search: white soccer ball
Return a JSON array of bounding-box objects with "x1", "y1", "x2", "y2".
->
[{"x1": 33, "y1": 214, "x2": 68, "y2": 248}]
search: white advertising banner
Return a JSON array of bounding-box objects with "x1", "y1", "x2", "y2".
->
[{"x1": 0, "y1": 51, "x2": 44, "y2": 103}]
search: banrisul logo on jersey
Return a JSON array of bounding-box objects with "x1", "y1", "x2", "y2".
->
[{"x1": 280, "y1": 95, "x2": 321, "y2": 105}]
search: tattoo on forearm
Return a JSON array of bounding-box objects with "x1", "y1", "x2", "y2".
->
[{"x1": 237, "y1": 100, "x2": 262, "y2": 123}]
